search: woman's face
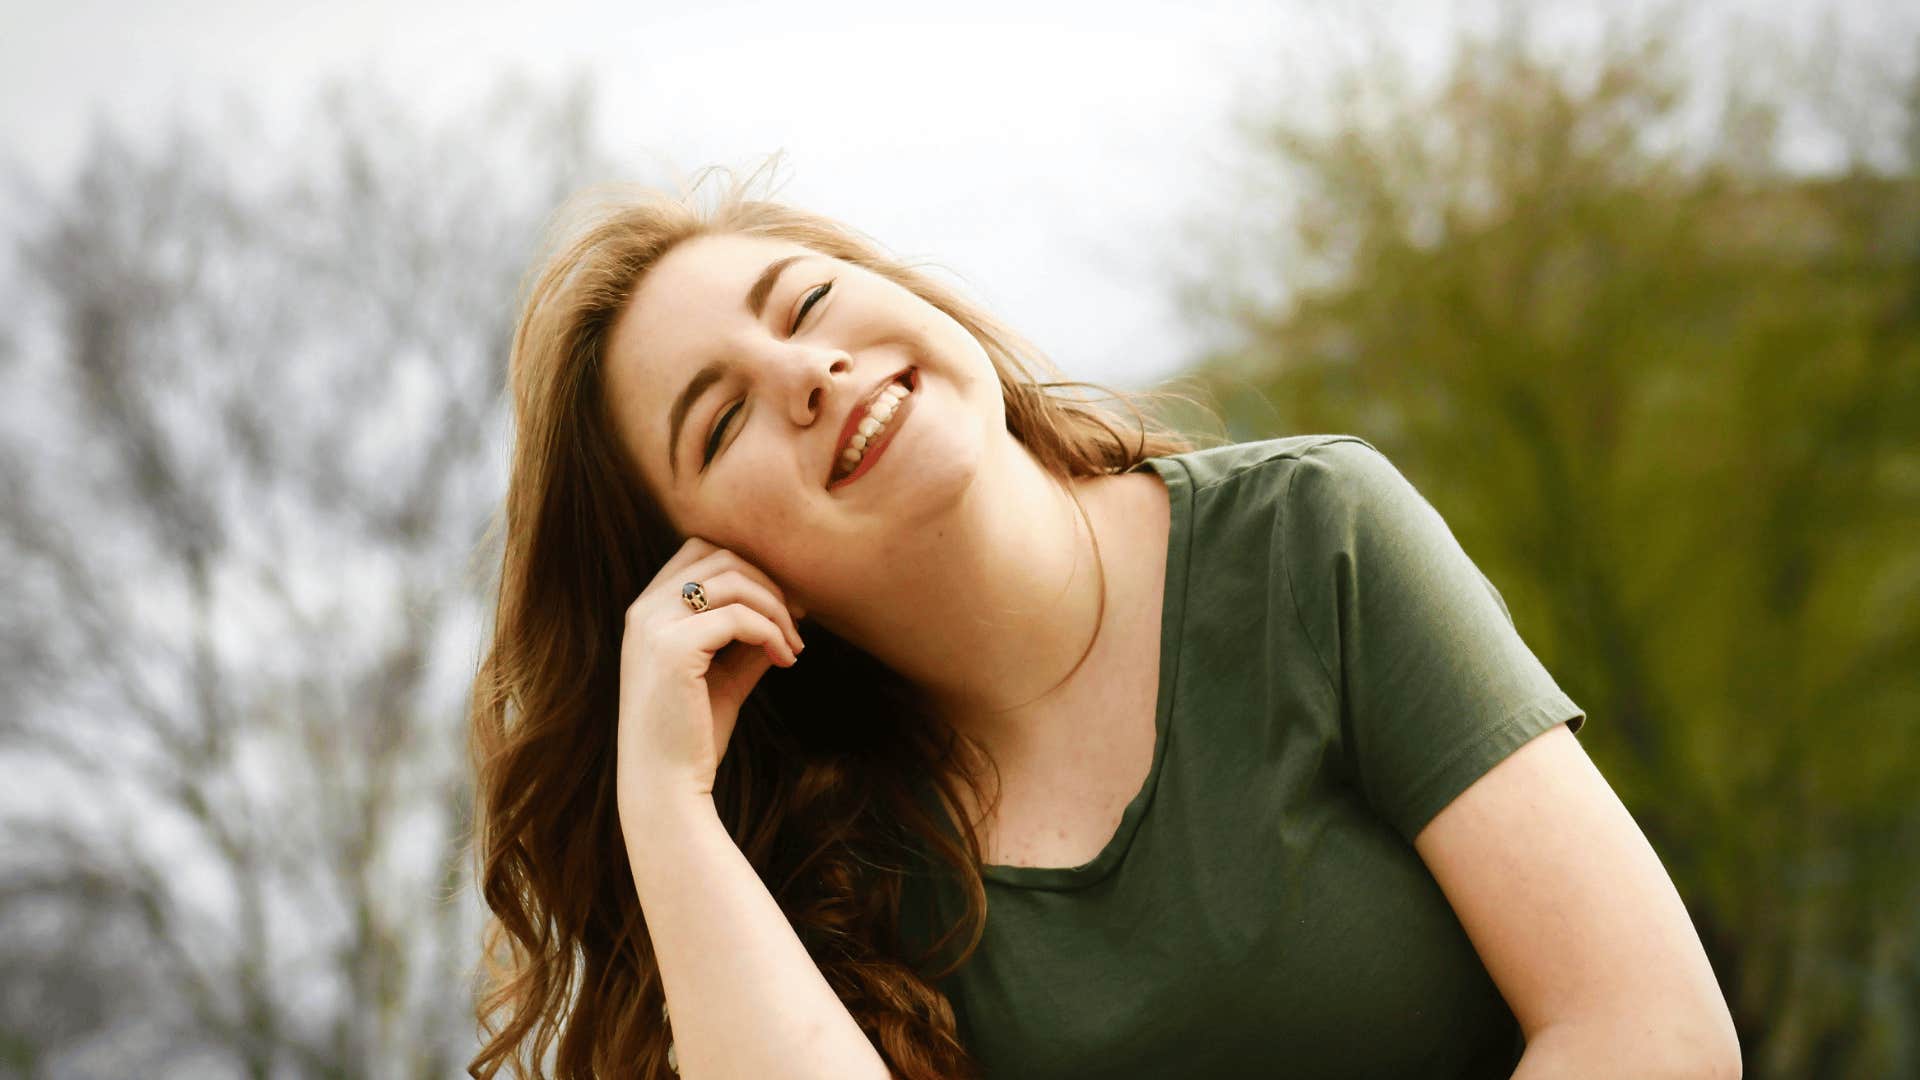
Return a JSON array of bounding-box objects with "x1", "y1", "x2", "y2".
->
[{"x1": 602, "y1": 231, "x2": 1006, "y2": 613}]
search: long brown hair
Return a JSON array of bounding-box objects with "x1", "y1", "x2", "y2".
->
[{"x1": 466, "y1": 156, "x2": 1218, "y2": 1078}]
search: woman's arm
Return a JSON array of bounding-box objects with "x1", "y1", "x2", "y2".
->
[
  {"x1": 1412, "y1": 724, "x2": 1742, "y2": 1079},
  {"x1": 627, "y1": 790, "x2": 892, "y2": 1080}
]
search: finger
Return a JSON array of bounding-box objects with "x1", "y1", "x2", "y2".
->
[
  {"x1": 674, "y1": 604, "x2": 797, "y2": 667},
  {"x1": 718, "y1": 554, "x2": 805, "y2": 623},
  {"x1": 657, "y1": 536, "x2": 722, "y2": 585},
  {"x1": 683, "y1": 551, "x2": 804, "y2": 641},
  {"x1": 630, "y1": 537, "x2": 722, "y2": 620},
  {"x1": 691, "y1": 569, "x2": 805, "y2": 656},
  {"x1": 689, "y1": 548, "x2": 792, "y2": 611}
]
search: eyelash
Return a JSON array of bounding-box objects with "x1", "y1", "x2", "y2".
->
[
  {"x1": 791, "y1": 281, "x2": 831, "y2": 334},
  {"x1": 702, "y1": 281, "x2": 833, "y2": 468}
]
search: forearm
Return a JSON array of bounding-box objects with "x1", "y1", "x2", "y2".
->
[
  {"x1": 625, "y1": 792, "x2": 890, "y2": 1080},
  {"x1": 1510, "y1": 1019, "x2": 1740, "y2": 1080}
]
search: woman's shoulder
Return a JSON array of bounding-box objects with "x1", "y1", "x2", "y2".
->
[{"x1": 1143, "y1": 432, "x2": 1387, "y2": 495}]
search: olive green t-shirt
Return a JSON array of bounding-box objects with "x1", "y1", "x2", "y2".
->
[{"x1": 899, "y1": 434, "x2": 1587, "y2": 1079}]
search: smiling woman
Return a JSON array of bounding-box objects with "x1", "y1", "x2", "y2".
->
[
  {"x1": 465, "y1": 156, "x2": 1210, "y2": 1080},
  {"x1": 464, "y1": 156, "x2": 1737, "y2": 1080}
]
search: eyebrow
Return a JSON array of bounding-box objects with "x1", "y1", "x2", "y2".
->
[{"x1": 667, "y1": 254, "x2": 808, "y2": 480}]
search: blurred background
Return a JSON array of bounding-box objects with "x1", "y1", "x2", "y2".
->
[{"x1": 1, "y1": 1, "x2": 1915, "y2": 1077}]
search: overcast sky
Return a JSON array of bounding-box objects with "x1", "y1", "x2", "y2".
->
[
  {"x1": 0, "y1": 0, "x2": 1478, "y2": 393},
  {"x1": 0, "y1": 0, "x2": 1906, "y2": 390}
]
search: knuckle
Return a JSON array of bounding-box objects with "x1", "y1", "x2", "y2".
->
[
  {"x1": 717, "y1": 569, "x2": 777, "y2": 611},
  {"x1": 637, "y1": 618, "x2": 674, "y2": 654},
  {"x1": 625, "y1": 598, "x2": 654, "y2": 632},
  {"x1": 719, "y1": 552, "x2": 783, "y2": 600}
]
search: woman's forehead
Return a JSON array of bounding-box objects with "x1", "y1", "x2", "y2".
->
[
  {"x1": 620, "y1": 234, "x2": 821, "y2": 356},
  {"x1": 643, "y1": 233, "x2": 820, "y2": 307}
]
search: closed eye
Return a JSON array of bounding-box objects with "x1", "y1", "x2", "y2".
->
[
  {"x1": 791, "y1": 281, "x2": 831, "y2": 334},
  {"x1": 702, "y1": 400, "x2": 740, "y2": 469}
]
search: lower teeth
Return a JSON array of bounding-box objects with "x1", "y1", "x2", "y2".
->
[
  {"x1": 838, "y1": 443, "x2": 876, "y2": 482},
  {"x1": 837, "y1": 395, "x2": 906, "y2": 482}
]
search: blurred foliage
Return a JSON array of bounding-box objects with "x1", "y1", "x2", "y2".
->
[
  {"x1": 0, "y1": 77, "x2": 609, "y2": 1077},
  {"x1": 1178, "y1": 9, "x2": 1920, "y2": 1078}
]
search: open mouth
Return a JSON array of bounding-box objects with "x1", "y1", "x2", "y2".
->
[{"x1": 827, "y1": 367, "x2": 917, "y2": 490}]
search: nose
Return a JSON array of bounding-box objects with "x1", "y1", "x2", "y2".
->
[{"x1": 794, "y1": 350, "x2": 851, "y2": 427}]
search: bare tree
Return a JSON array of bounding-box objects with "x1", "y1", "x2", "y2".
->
[{"x1": 0, "y1": 75, "x2": 614, "y2": 1078}]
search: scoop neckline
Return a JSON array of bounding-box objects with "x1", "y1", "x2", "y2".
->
[{"x1": 975, "y1": 454, "x2": 1193, "y2": 891}]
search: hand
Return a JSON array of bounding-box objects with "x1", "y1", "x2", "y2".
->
[{"x1": 615, "y1": 538, "x2": 807, "y2": 821}]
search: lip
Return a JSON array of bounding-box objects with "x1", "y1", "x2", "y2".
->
[{"x1": 825, "y1": 366, "x2": 916, "y2": 489}]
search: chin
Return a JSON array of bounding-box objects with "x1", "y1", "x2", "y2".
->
[{"x1": 858, "y1": 425, "x2": 981, "y2": 526}]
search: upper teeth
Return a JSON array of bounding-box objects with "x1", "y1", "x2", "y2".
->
[{"x1": 838, "y1": 382, "x2": 910, "y2": 475}]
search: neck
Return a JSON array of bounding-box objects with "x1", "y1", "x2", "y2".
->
[{"x1": 817, "y1": 435, "x2": 1109, "y2": 769}]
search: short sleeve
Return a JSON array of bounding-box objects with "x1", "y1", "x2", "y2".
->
[{"x1": 1280, "y1": 437, "x2": 1587, "y2": 843}]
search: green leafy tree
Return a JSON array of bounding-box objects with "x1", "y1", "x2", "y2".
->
[{"x1": 1177, "y1": 11, "x2": 1920, "y2": 1078}]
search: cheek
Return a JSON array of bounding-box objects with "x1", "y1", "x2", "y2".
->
[
  {"x1": 926, "y1": 319, "x2": 996, "y2": 396},
  {"x1": 695, "y1": 469, "x2": 811, "y2": 556}
]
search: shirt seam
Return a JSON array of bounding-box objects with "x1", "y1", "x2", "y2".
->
[
  {"x1": 1185, "y1": 433, "x2": 1377, "y2": 502},
  {"x1": 1273, "y1": 445, "x2": 1348, "y2": 701},
  {"x1": 1190, "y1": 436, "x2": 1373, "y2": 698},
  {"x1": 1396, "y1": 691, "x2": 1584, "y2": 838}
]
